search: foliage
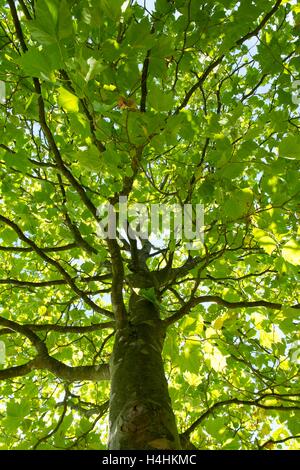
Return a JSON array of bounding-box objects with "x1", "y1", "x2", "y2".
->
[{"x1": 0, "y1": 0, "x2": 299, "y2": 450}]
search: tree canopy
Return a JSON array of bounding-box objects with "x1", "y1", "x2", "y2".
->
[{"x1": 0, "y1": 0, "x2": 299, "y2": 450}]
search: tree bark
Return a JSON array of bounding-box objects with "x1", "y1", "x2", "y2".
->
[{"x1": 108, "y1": 294, "x2": 181, "y2": 450}]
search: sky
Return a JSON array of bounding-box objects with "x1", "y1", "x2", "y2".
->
[{"x1": 136, "y1": 0, "x2": 155, "y2": 11}]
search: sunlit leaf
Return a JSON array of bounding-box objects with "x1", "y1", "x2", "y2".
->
[
  {"x1": 58, "y1": 87, "x2": 79, "y2": 113},
  {"x1": 282, "y1": 239, "x2": 300, "y2": 265}
]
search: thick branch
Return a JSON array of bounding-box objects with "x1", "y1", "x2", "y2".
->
[
  {"x1": 127, "y1": 255, "x2": 201, "y2": 289},
  {"x1": 0, "y1": 355, "x2": 110, "y2": 383},
  {"x1": 18, "y1": 0, "x2": 32, "y2": 20},
  {"x1": 0, "y1": 321, "x2": 115, "y2": 336},
  {"x1": 107, "y1": 238, "x2": 127, "y2": 328},
  {"x1": 0, "y1": 316, "x2": 48, "y2": 356},
  {"x1": 164, "y1": 295, "x2": 300, "y2": 326},
  {"x1": 0, "y1": 243, "x2": 77, "y2": 253},
  {"x1": 0, "y1": 316, "x2": 110, "y2": 381},
  {"x1": 38, "y1": 356, "x2": 110, "y2": 382},
  {"x1": 181, "y1": 396, "x2": 300, "y2": 438},
  {"x1": 0, "y1": 360, "x2": 37, "y2": 379},
  {"x1": 0, "y1": 215, "x2": 113, "y2": 319},
  {"x1": 0, "y1": 273, "x2": 111, "y2": 289}
]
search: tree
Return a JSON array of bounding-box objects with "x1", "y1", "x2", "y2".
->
[{"x1": 0, "y1": 0, "x2": 299, "y2": 451}]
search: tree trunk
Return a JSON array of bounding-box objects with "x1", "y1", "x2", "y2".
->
[{"x1": 108, "y1": 294, "x2": 181, "y2": 450}]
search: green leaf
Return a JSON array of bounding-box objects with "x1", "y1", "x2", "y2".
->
[
  {"x1": 81, "y1": 261, "x2": 95, "y2": 273},
  {"x1": 76, "y1": 145, "x2": 102, "y2": 171},
  {"x1": 282, "y1": 239, "x2": 300, "y2": 266},
  {"x1": 0, "y1": 228, "x2": 18, "y2": 243},
  {"x1": 0, "y1": 0, "x2": 299, "y2": 452},
  {"x1": 100, "y1": 0, "x2": 123, "y2": 20},
  {"x1": 204, "y1": 416, "x2": 227, "y2": 437},
  {"x1": 148, "y1": 84, "x2": 174, "y2": 112},
  {"x1": 7, "y1": 402, "x2": 31, "y2": 419},
  {"x1": 27, "y1": 0, "x2": 58, "y2": 45},
  {"x1": 58, "y1": 87, "x2": 79, "y2": 113},
  {"x1": 57, "y1": 0, "x2": 74, "y2": 40},
  {"x1": 252, "y1": 228, "x2": 277, "y2": 255},
  {"x1": 126, "y1": 18, "x2": 154, "y2": 49},
  {"x1": 19, "y1": 48, "x2": 54, "y2": 78},
  {"x1": 223, "y1": 188, "x2": 254, "y2": 220},
  {"x1": 102, "y1": 144, "x2": 121, "y2": 171},
  {"x1": 278, "y1": 135, "x2": 300, "y2": 159},
  {"x1": 287, "y1": 417, "x2": 300, "y2": 436},
  {"x1": 2, "y1": 150, "x2": 30, "y2": 172}
]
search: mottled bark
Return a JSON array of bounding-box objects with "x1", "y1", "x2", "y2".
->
[{"x1": 108, "y1": 294, "x2": 181, "y2": 450}]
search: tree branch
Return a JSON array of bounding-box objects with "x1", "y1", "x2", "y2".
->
[
  {"x1": 38, "y1": 356, "x2": 110, "y2": 382},
  {"x1": 175, "y1": 55, "x2": 224, "y2": 113},
  {"x1": 32, "y1": 388, "x2": 69, "y2": 449},
  {"x1": 59, "y1": 69, "x2": 106, "y2": 152},
  {"x1": 175, "y1": 0, "x2": 283, "y2": 113},
  {"x1": 0, "y1": 243, "x2": 77, "y2": 253},
  {"x1": 0, "y1": 357, "x2": 110, "y2": 382},
  {"x1": 0, "y1": 273, "x2": 111, "y2": 289},
  {"x1": 57, "y1": 174, "x2": 97, "y2": 255},
  {"x1": 0, "y1": 316, "x2": 110, "y2": 381},
  {"x1": 0, "y1": 321, "x2": 115, "y2": 336},
  {"x1": 0, "y1": 215, "x2": 114, "y2": 319},
  {"x1": 260, "y1": 434, "x2": 300, "y2": 449},
  {"x1": 0, "y1": 316, "x2": 48, "y2": 356},
  {"x1": 7, "y1": 0, "x2": 27, "y2": 52},
  {"x1": 7, "y1": 2, "x2": 130, "y2": 329},
  {"x1": 107, "y1": 238, "x2": 127, "y2": 328},
  {"x1": 236, "y1": 0, "x2": 283, "y2": 45},
  {"x1": 7, "y1": 0, "x2": 102, "y2": 225},
  {"x1": 18, "y1": 0, "x2": 32, "y2": 20},
  {"x1": 140, "y1": 50, "x2": 151, "y2": 112},
  {"x1": 181, "y1": 395, "x2": 300, "y2": 438},
  {"x1": 57, "y1": 397, "x2": 109, "y2": 418},
  {"x1": 0, "y1": 360, "x2": 37, "y2": 379},
  {"x1": 164, "y1": 295, "x2": 300, "y2": 326}
]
